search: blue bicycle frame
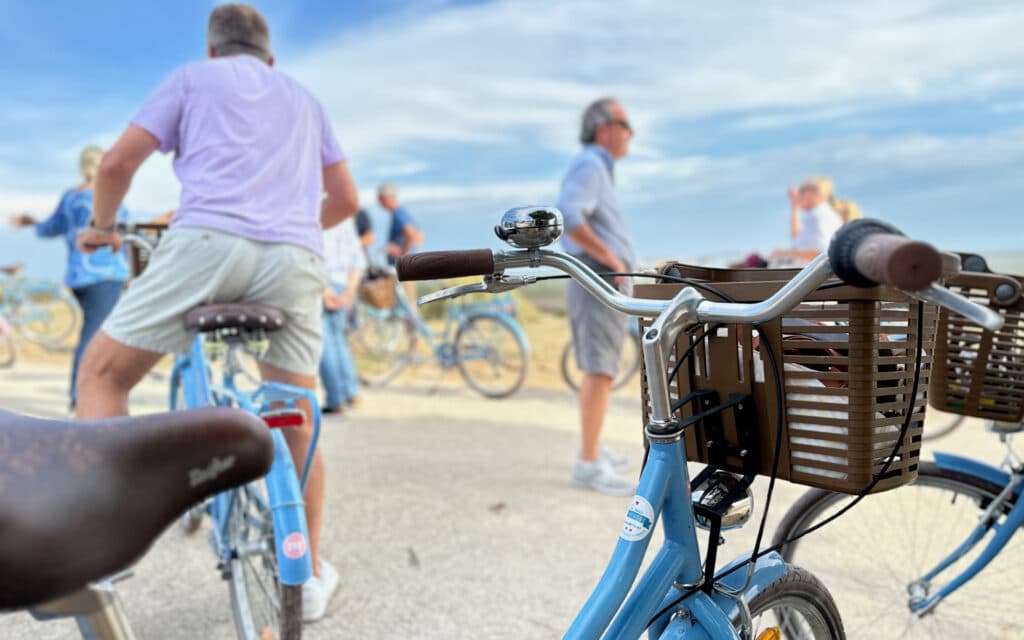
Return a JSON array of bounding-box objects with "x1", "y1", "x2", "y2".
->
[
  {"x1": 906, "y1": 448, "x2": 1024, "y2": 615},
  {"x1": 170, "y1": 334, "x2": 321, "y2": 588},
  {"x1": 561, "y1": 280, "x2": 801, "y2": 639},
  {"x1": 564, "y1": 427, "x2": 789, "y2": 639}
]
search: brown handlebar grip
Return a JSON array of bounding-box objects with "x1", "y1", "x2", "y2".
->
[
  {"x1": 829, "y1": 219, "x2": 942, "y2": 290},
  {"x1": 396, "y1": 250, "x2": 496, "y2": 281},
  {"x1": 852, "y1": 235, "x2": 942, "y2": 291}
]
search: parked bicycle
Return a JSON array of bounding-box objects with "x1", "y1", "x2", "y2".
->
[
  {"x1": 396, "y1": 207, "x2": 1000, "y2": 638},
  {"x1": 0, "y1": 264, "x2": 81, "y2": 351},
  {"x1": 773, "y1": 254, "x2": 1024, "y2": 639},
  {"x1": 561, "y1": 317, "x2": 641, "y2": 392},
  {"x1": 349, "y1": 269, "x2": 529, "y2": 398}
]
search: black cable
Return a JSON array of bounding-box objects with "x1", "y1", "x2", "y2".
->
[{"x1": 645, "y1": 301, "x2": 927, "y2": 626}]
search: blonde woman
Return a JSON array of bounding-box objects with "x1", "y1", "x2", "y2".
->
[{"x1": 9, "y1": 145, "x2": 131, "y2": 410}]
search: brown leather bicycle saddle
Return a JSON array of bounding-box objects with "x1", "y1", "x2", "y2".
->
[
  {"x1": 185, "y1": 303, "x2": 286, "y2": 332},
  {"x1": 0, "y1": 407, "x2": 273, "y2": 609}
]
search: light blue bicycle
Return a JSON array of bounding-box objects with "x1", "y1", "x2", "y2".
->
[
  {"x1": 397, "y1": 207, "x2": 1000, "y2": 639},
  {"x1": 350, "y1": 269, "x2": 529, "y2": 397},
  {"x1": 169, "y1": 305, "x2": 320, "y2": 640}
]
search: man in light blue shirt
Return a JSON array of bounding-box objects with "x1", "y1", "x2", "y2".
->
[{"x1": 557, "y1": 97, "x2": 638, "y2": 496}]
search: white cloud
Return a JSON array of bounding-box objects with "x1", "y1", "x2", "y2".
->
[{"x1": 286, "y1": 0, "x2": 1024, "y2": 161}]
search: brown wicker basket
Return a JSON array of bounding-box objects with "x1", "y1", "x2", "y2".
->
[
  {"x1": 359, "y1": 276, "x2": 397, "y2": 310},
  {"x1": 636, "y1": 262, "x2": 939, "y2": 495},
  {"x1": 126, "y1": 223, "x2": 168, "y2": 278},
  {"x1": 929, "y1": 256, "x2": 1024, "y2": 424}
]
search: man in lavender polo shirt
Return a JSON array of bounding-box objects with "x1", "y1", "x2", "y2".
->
[{"x1": 74, "y1": 4, "x2": 358, "y2": 622}]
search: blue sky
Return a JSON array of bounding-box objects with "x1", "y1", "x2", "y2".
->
[{"x1": 2, "y1": 0, "x2": 1022, "y2": 280}]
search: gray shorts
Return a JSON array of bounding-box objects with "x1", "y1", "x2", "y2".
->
[
  {"x1": 566, "y1": 276, "x2": 634, "y2": 378},
  {"x1": 103, "y1": 227, "x2": 328, "y2": 375}
]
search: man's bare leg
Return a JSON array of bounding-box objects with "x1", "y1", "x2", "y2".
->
[
  {"x1": 76, "y1": 331, "x2": 164, "y2": 419},
  {"x1": 258, "y1": 361, "x2": 326, "y2": 577},
  {"x1": 579, "y1": 372, "x2": 613, "y2": 462}
]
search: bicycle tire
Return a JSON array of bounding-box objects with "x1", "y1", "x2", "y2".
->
[
  {"x1": 455, "y1": 314, "x2": 528, "y2": 398},
  {"x1": 227, "y1": 484, "x2": 303, "y2": 640},
  {"x1": 349, "y1": 307, "x2": 416, "y2": 386},
  {"x1": 772, "y1": 462, "x2": 1024, "y2": 639},
  {"x1": 742, "y1": 565, "x2": 846, "y2": 639},
  {"x1": 0, "y1": 318, "x2": 16, "y2": 368},
  {"x1": 560, "y1": 334, "x2": 641, "y2": 392},
  {"x1": 10, "y1": 282, "x2": 80, "y2": 350},
  {"x1": 921, "y1": 410, "x2": 966, "y2": 441}
]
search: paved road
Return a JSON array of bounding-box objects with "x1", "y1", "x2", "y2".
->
[{"x1": 0, "y1": 365, "x2": 1014, "y2": 638}]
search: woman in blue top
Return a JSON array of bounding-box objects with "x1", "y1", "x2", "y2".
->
[{"x1": 10, "y1": 145, "x2": 131, "y2": 409}]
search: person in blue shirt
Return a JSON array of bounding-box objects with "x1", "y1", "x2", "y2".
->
[
  {"x1": 378, "y1": 182, "x2": 423, "y2": 307},
  {"x1": 10, "y1": 145, "x2": 131, "y2": 410}
]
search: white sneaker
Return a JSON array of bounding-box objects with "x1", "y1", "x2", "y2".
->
[
  {"x1": 577, "y1": 445, "x2": 629, "y2": 469},
  {"x1": 302, "y1": 559, "x2": 339, "y2": 623},
  {"x1": 572, "y1": 457, "x2": 637, "y2": 496},
  {"x1": 600, "y1": 444, "x2": 629, "y2": 469}
]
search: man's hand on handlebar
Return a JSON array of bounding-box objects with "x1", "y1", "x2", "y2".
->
[{"x1": 76, "y1": 227, "x2": 123, "y2": 254}]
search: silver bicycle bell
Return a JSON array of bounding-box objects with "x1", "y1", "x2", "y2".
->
[
  {"x1": 495, "y1": 207, "x2": 563, "y2": 248},
  {"x1": 691, "y1": 470, "x2": 755, "y2": 531}
]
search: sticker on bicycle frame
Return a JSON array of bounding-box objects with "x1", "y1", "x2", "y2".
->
[
  {"x1": 282, "y1": 532, "x2": 308, "y2": 559},
  {"x1": 621, "y1": 495, "x2": 654, "y2": 542}
]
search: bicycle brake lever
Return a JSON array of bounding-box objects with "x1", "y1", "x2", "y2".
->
[
  {"x1": 418, "y1": 282, "x2": 488, "y2": 305},
  {"x1": 912, "y1": 283, "x2": 1004, "y2": 332},
  {"x1": 417, "y1": 274, "x2": 537, "y2": 305}
]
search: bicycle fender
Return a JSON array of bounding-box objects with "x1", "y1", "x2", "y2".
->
[
  {"x1": 933, "y1": 451, "x2": 1020, "y2": 494},
  {"x1": 265, "y1": 430, "x2": 314, "y2": 586},
  {"x1": 464, "y1": 310, "x2": 531, "y2": 353},
  {"x1": 654, "y1": 553, "x2": 787, "y2": 639}
]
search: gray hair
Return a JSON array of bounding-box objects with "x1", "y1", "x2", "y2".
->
[
  {"x1": 579, "y1": 97, "x2": 618, "y2": 144},
  {"x1": 207, "y1": 4, "x2": 272, "y2": 63},
  {"x1": 377, "y1": 183, "x2": 398, "y2": 199},
  {"x1": 79, "y1": 145, "x2": 104, "y2": 181}
]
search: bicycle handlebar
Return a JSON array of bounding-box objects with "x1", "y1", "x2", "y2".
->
[
  {"x1": 828, "y1": 219, "x2": 943, "y2": 290},
  {"x1": 395, "y1": 219, "x2": 1003, "y2": 332},
  {"x1": 396, "y1": 249, "x2": 496, "y2": 280}
]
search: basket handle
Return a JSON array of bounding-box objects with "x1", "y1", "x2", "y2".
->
[{"x1": 828, "y1": 219, "x2": 943, "y2": 291}]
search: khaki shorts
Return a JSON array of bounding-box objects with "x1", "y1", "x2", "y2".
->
[
  {"x1": 566, "y1": 275, "x2": 634, "y2": 379},
  {"x1": 103, "y1": 227, "x2": 328, "y2": 375}
]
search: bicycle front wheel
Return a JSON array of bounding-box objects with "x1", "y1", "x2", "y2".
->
[
  {"x1": 227, "y1": 485, "x2": 303, "y2": 640},
  {"x1": 560, "y1": 334, "x2": 640, "y2": 392},
  {"x1": 455, "y1": 314, "x2": 527, "y2": 398},
  {"x1": 11, "y1": 283, "x2": 80, "y2": 350},
  {"x1": 744, "y1": 565, "x2": 846, "y2": 639},
  {"x1": 772, "y1": 462, "x2": 1024, "y2": 639}
]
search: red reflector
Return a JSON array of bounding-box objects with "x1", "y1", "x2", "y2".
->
[{"x1": 261, "y1": 409, "x2": 305, "y2": 429}]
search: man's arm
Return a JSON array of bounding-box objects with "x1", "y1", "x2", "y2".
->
[
  {"x1": 320, "y1": 161, "x2": 359, "y2": 229},
  {"x1": 400, "y1": 223, "x2": 422, "y2": 255},
  {"x1": 93, "y1": 125, "x2": 160, "y2": 228},
  {"x1": 565, "y1": 224, "x2": 626, "y2": 274}
]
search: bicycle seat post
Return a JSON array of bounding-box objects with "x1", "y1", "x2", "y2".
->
[{"x1": 30, "y1": 580, "x2": 136, "y2": 640}]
